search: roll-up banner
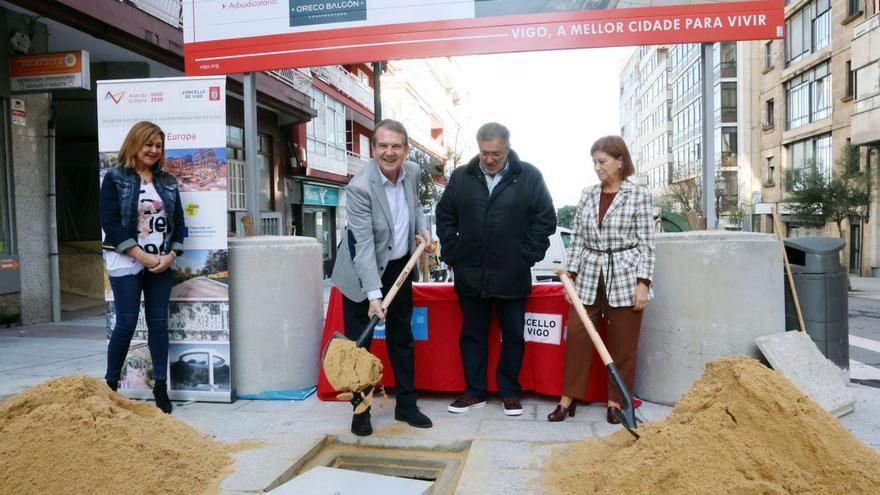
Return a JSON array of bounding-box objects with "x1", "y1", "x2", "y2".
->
[
  {"x1": 183, "y1": 0, "x2": 784, "y2": 75},
  {"x1": 97, "y1": 77, "x2": 232, "y2": 403}
]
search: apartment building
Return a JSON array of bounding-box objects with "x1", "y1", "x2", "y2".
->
[
  {"x1": 850, "y1": 6, "x2": 880, "y2": 276},
  {"x1": 620, "y1": 41, "x2": 748, "y2": 226},
  {"x1": 754, "y1": 0, "x2": 878, "y2": 274}
]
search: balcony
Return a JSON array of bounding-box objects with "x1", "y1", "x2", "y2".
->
[
  {"x1": 346, "y1": 151, "x2": 369, "y2": 176},
  {"x1": 312, "y1": 66, "x2": 375, "y2": 113},
  {"x1": 124, "y1": 0, "x2": 182, "y2": 28},
  {"x1": 266, "y1": 68, "x2": 313, "y2": 100}
]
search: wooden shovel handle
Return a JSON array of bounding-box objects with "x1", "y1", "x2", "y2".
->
[
  {"x1": 554, "y1": 268, "x2": 614, "y2": 366},
  {"x1": 381, "y1": 241, "x2": 428, "y2": 310},
  {"x1": 772, "y1": 208, "x2": 806, "y2": 333}
]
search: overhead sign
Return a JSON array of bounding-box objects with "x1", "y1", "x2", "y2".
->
[
  {"x1": 183, "y1": 0, "x2": 784, "y2": 75},
  {"x1": 10, "y1": 50, "x2": 90, "y2": 92}
]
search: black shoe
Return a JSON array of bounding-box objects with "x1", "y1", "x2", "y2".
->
[
  {"x1": 153, "y1": 380, "x2": 172, "y2": 414},
  {"x1": 351, "y1": 407, "x2": 373, "y2": 436},
  {"x1": 395, "y1": 407, "x2": 433, "y2": 428},
  {"x1": 106, "y1": 379, "x2": 118, "y2": 392}
]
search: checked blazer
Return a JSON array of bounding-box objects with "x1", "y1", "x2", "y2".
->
[{"x1": 564, "y1": 179, "x2": 655, "y2": 307}]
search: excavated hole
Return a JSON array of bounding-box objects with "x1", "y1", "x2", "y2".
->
[{"x1": 265, "y1": 435, "x2": 471, "y2": 494}]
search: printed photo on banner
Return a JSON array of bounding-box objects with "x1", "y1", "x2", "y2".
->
[
  {"x1": 119, "y1": 342, "x2": 155, "y2": 390},
  {"x1": 165, "y1": 147, "x2": 227, "y2": 192},
  {"x1": 180, "y1": 191, "x2": 228, "y2": 250},
  {"x1": 171, "y1": 249, "x2": 228, "y2": 300},
  {"x1": 105, "y1": 301, "x2": 230, "y2": 342},
  {"x1": 169, "y1": 342, "x2": 231, "y2": 392}
]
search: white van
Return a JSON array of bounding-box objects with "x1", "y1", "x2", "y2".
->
[{"x1": 531, "y1": 226, "x2": 572, "y2": 283}]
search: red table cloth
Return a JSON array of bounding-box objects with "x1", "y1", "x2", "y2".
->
[{"x1": 317, "y1": 283, "x2": 610, "y2": 403}]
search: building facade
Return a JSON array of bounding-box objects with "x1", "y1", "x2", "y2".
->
[
  {"x1": 0, "y1": 0, "x2": 316, "y2": 324},
  {"x1": 753, "y1": 0, "x2": 878, "y2": 274}
]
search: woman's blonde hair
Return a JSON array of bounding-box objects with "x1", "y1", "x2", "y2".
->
[
  {"x1": 590, "y1": 135, "x2": 635, "y2": 178},
  {"x1": 118, "y1": 121, "x2": 165, "y2": 170}
]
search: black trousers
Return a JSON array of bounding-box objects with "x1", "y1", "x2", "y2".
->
[
  {"x1": 458, "y1": 295, "x2": 526, "y2": 400},
  {"x1": 342, "y1": 256, "x2": 417, "y2": 411}
]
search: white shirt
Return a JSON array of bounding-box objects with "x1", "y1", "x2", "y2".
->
[
  {"x1": 367, "y1": 166, "x2": 410, "y2": 301},
  {"x1": 104, "y1": 182, "x2": 169, "y2": 277},
  {"x1": 480, "y1": 160, "x2": 510, "y2": 195}
]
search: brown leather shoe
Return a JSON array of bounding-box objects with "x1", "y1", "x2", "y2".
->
[
  {"x1": 547, "y1": 402, "x2": 577, "y2": 422},
  {"x1": 607, "y1": 406, "x2": 621, "y2": 424}
]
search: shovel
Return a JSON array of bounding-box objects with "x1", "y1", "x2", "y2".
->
[
  {"x1": 321, "y1": 241, "x2": 430, "y2": 406},
  {"x1": 555, "y1": 268, "x2": 640, "y2": 439}
]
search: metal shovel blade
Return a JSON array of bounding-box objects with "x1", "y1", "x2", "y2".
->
[{"x1": 607, "y1": 363, "x2": 640, "y2": 440}]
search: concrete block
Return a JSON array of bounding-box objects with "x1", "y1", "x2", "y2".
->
[
  {"x1": 268, "y1": 466, "x2": 432, "y2": 495},
  {"x1": 636, "y1": 232, "x2": 785, "y2": 405},
  {"x1": 756, "y1": 331, "x2": 855, "y2": 417},
  {"x1": 229, "y1": 236, "x2": 323, "y2": 396}
]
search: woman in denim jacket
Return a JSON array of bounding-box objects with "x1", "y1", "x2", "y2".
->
[{"x1": 99, "y1": 121, "x2": 185, "y2": 413}]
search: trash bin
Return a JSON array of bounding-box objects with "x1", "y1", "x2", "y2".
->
[{"x1": 783, "y1": 236, "x2": 848, "y2": 369}]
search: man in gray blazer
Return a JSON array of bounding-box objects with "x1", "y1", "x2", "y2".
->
[{"x1": 331, "y1": 119, "x2": 433, "y2": 436}]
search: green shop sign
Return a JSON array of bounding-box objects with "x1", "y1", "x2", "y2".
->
[{"x1": 303, "y1": 184, "x2": 339, "y2": 206}]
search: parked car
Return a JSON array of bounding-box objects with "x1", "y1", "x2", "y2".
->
[{"x1": 531, "y1": 226, "x2": 572, "y2": 283}]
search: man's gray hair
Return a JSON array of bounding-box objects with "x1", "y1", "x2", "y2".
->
[
  {"x1": 476, "y1": 122, "x2": 510, "y2": 144},
  {"x1": 371, "y1": 119, "x2": 409, "y2": 146}
]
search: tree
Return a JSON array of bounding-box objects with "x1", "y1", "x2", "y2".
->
[
  {"x1": 556, "y1": 205, "x2": 576, "y2": 228},
  {"x1": 408, "y1": 146, "x2": 444, "y2": 207},
  {"x1": 785, "y1": 144, "x2": 873, "y2": 245},
  {"x1": 662, "y1": 178, "x2": 703, "y2": 215}
]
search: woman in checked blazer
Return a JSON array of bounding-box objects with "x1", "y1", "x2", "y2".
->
[{"x1": 547, "y1": 135, "x2": 655, "y2": 424}]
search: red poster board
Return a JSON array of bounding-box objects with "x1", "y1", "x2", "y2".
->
[
  {"x1": 317, "y1": 283, "x2": 611, "y2": 403},
  {"x1": 183, "y1": 0, "x2": 784, "y2": 75}
]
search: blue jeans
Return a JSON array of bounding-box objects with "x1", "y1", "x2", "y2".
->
[{"x1": 106, "y1": 269, "x2": 175, "y2": 382}]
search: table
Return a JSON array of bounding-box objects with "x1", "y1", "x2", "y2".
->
[{"x1": 317, "y1": 283, "x2": 610, "y2": 402}]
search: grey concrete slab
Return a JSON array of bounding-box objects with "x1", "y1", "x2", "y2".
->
[
  {"x1": 269, "y1": 466, "x2": 432, "y2": 495},
  {"x1": 455, "y1": 467, "x2": 541, "y2": 495},
  {"x1": 756, "y1": 331, "x2": 855, "y2": 417}
]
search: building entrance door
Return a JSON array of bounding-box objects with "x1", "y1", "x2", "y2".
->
[
  {"x1": 302, "y1": 206, "x2": 335, "y2": 277},
  {"x1": 850, "y1": 222, "x2": 861, "y2": 274}
]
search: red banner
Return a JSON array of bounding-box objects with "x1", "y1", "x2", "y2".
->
[
  {"x1": 184, "y1": 0, "x2": 784, "y2": 76},
  {"x1": 317, "y1": 283, "x2": 612, "y2": 403}
]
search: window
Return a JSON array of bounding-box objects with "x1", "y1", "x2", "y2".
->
[
  {"x1": 785, "y1": 0, "x2": 831, "y2": 67},
  {"x1": 714, "y1": 42, "x2": 737, "y2": 78},
  {"x1": 226, "y1": 126, "x2": 272, "y2": 212},
  {"x1": 764, "y1": 41, "x2": 773, "y2": 71},
  {"x1": 846, "y1": 61, "x2": 855, "y2": 98},
  {"x1": 847, "y1": 0, "x2": 861, "y2": 17},
  {"x1": 258, "y1": 134, "x2": 273, "y2": 212},
  {"x1": 785, "y1": 62, "x2": 831, "y2": 129},
  {"x1": 765, "y1": 99, "x2": 775, "y2": 128},
  {"x1": 227, "y1": 159, "x2": 246, "y2": 211},
  {"x1": 714, "y1": 82, "x2": 737, "y2": 123},
  {"x1": 306, "y1": 88, "x2": 346, "y2": 162},
  {"x1": 766, "y1": 157, "x2": 776, "y2": 185},
  {"x1": 788, "y1": 133, "x2": 832, "y2": 181},
  {"x1": 715, "y1": 127, "x2": 738, "y2": 168},
  {"x1": 846, "y1": 139, "x2": 860, "y2": 173}
]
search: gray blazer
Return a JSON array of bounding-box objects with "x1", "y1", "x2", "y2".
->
[{"x1": 331, "y1": 160, "x2": 427, "y2": 302}]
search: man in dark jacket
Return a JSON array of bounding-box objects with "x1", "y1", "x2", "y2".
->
[{"x1": 436, "y1": 122, "x2": 556, "y2": 416}]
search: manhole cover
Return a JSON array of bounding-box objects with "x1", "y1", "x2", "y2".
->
[{"x1": 265, "y1": 436, "x2": 470, "y2": 494}]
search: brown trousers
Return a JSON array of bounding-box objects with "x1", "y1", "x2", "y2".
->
[{"x1": 562, "y1": 277, "x2": 643, "y2": 404}]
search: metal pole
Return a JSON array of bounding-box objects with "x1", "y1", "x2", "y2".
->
[
  {"x1": 244, "y1": 73, "x2": 261, "y2": 235},
  {"x1": 701, "y1": 43, "x2": 716, "y2": 228},
  {"x1": 48, "y1": 105, "x2": 61, "y2": 321},
  {"x1": 372, "y1": 61, "x2": 383, "y2": 125}
]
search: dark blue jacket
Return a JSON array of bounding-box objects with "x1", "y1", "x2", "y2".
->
[
  {"x1": 99, "y1": 166, "x2": 185, "y2": 256},
  {"x1": 435, "y1": 150, "x2": 556, "y2": 299}
]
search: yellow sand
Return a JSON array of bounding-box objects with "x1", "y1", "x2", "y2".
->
[
  {"x1": 543, "y1": 356, "x2": 880, "y2": 494},
  {"x1": 323, "y1": 338, "x2": 384, "y2": 413},
  {"x1": 0, "y1": 375, "x2": 234, "y2": 495}
]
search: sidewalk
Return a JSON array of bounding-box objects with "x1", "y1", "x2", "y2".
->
[
  {"x1": 850, "y1": 274, "x2": 880, "y2": 301},
  {"x1": 2, "y1": 290, "x2": 880, "y2": 493}
]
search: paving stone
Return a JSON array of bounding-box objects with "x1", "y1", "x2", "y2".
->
[{"x1": 268, "y1": 466, "x2": 432, "y2": 495}]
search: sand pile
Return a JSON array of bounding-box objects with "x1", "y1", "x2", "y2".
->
[
  {"x1": 543, "y1": 356, "x2": 880, "y2": 495},
  {"x1": 0, "y1": 375, "x2": 233, "y2": 495}
]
